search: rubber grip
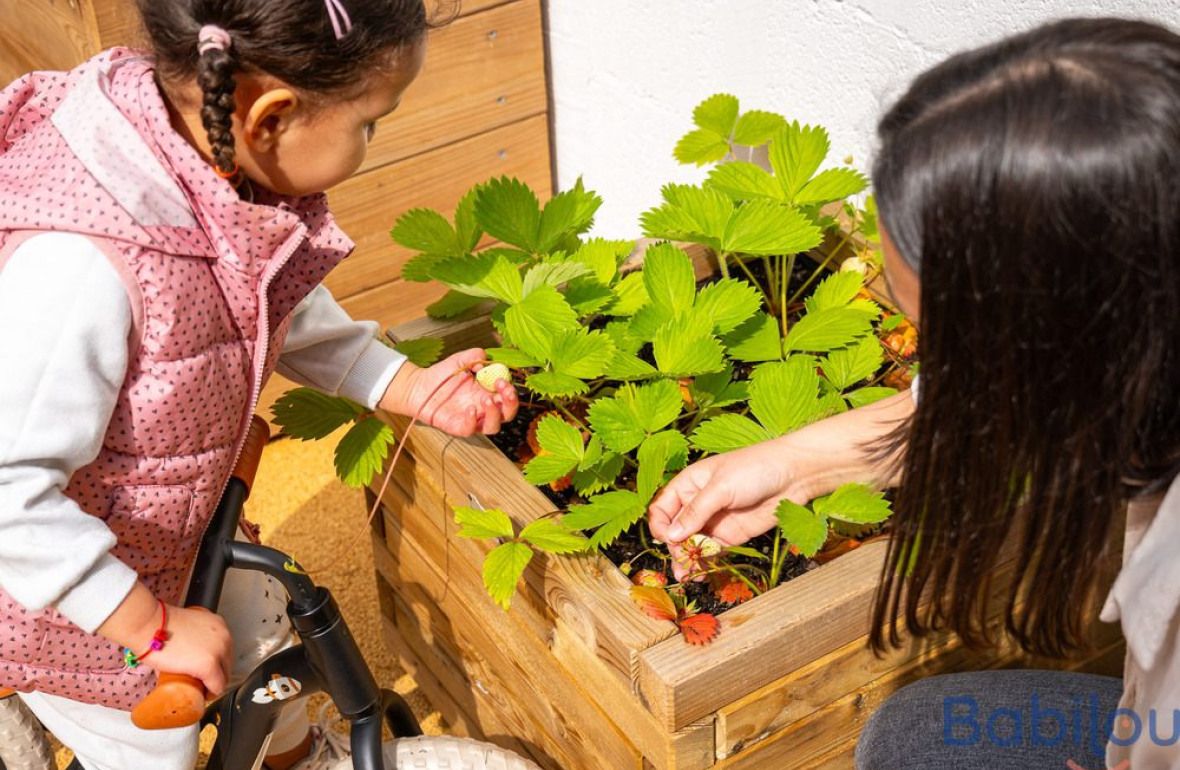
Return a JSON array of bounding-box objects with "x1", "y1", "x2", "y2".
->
[
  {"x1": 232, "y1": 415, "x2": 271, "y2": 496},
  {"x1": 129, "y1": 672, "x2": 207, "y2": 729}
]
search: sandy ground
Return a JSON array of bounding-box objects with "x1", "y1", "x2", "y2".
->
[{"x1": 52, "y1": 428, "x2": 442, "y2": 767}]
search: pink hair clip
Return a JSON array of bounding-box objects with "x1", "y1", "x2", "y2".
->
[
  {"x1": 324, "y1": 0, "x2": 353, "y2": 40},
  {"x1": 198, "y1": 25, "x2": 232, "y2": 55}
]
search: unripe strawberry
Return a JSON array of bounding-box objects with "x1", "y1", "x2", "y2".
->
[
  {"x1": 475, "y1": 362, "x2": 511, "y2": 392},
  {"x1": 632, "y1": 569, "x2": 668, "y2": 588}
]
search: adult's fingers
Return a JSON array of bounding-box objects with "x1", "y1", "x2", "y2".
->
[
  {"x1": 664, "y1": 481, "x2": 734, "y2": 543},
  {"x1": 648, "y1": 479, "x2": 693, "y2": 541}
]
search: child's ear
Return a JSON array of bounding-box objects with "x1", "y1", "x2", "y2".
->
[{"x1": 242, "y1": 87, "x2": 300, "y2": 153}]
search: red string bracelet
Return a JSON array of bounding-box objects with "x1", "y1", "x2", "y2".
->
[{"x1": 122, "y1": 600, "x2": 169, "y2": 669}]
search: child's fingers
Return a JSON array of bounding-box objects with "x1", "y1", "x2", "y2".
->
[
  {"x1": 481, "y1": 396, "x2": 503, "y2": 435},
  {"x1": 496, "y1": 379, "x2": 519, "y2": 421}
]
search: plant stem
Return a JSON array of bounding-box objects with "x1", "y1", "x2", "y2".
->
[
  {"x1": 780, "y1": 252, "x2": 796, "y2": 338},
  {"x1": 716, "y1": 250, "x2": 731, "y2": 280},
  {"x1": 786, "y1": 230, "x2": 854, "y2": 308},
  {"x1": 553, "y1": 402, "x2": 590, "y2": 432},
  {"x1": 761, "y1": 255, "x2": 776, "y2": 311},
  {"x1": 770, "y1": 531, "x2": 783, "y2": 588},
  {"x1": 732, "y1": 254, "x2": 776, "y2": 311}
]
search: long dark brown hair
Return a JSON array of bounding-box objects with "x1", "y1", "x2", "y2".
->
[
  {"x1": 870, "y1": 17, "x2": 1180, "y2": 658},
  {"x1": 136, "y1": 0, "x2": 451, "y2": 175}
]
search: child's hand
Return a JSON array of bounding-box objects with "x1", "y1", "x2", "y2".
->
[
  {"x1": 98, "y1": 583, "x2": 234, "y2": 696},
  {"x1": 380, "y1": 348, "x2": 518, "y2": 436}
]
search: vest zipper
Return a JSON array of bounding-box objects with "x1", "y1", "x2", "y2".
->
[{"x1": 181, "y1": 224, "x2": 310, "y2": 591}]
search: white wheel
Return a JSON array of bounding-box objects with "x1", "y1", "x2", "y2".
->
[
  {"x1": 0, "y1": 695, "x2": 54, "y2": 770},
  {"x1": 382, "y1": 735, "x2": 542, "y2": 770}
]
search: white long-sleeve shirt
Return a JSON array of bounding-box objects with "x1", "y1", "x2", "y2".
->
[{"x1": 0, "y1": 232, "x2": 405, "y2": 633}]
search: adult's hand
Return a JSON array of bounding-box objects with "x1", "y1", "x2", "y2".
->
[{"x1": 649, "y1": 390, "x2": 915, "y2": 577}]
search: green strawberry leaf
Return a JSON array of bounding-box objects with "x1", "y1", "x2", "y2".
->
[
  {"x1": 722, "y1": 200, "x2": 824, "y2": 256},
  {"x1": 783, "y1": 307, "x2": 875, "y2": 354},
  {"x1": 522, "y1": 261, "x2": 593, "y2": 297},
  {"x1": 706, "y1": 161, "x2": 782, "y2": 201},
  {"x1": 535, "y1": 413, "x2": 584, "y2": 462},
  {"x1": 674, "y1": 129, "x2": 731, "y2": 166},
  {"x1": 695, "y1": 278, "x2": 761, "y2": 334},
  {"x1": 795, "y1": 168, "x2": 868, "y2": 206},
  {"x1": 271, "y1": 388, "x2": 363, "y2": 440},
  {"x1": 483, "y1": 541, "x2": 533, "y2": 610},
  {"x1": 454, "y1": 505, "x2": 515, "y2": 540},
  {"x1": 610, "y1": 271, "x2": 650, "y2": 316},
  {"x1": 642, "y1": 242, "x2": 698, "y2": 316},
  {"x1": 693, "y1": 93, "x2": 740, "y2": 137},
  {"x1": 805, "y1": 271, "x2": 864, "y2": 313},
  {"x1": 520, "y1": 519, "x2": 590, "y2": 554},
  {"x1": 769, "y1": 122, "x2": 830, "y2": 201},
  {"x1": 392, "y1": 337, "x2": 444, "y2": 368},
  {"x1": 690, "y1": 414, "x2": 772, "y2": 454},
  {"x1": 334, "y1": 417, "x2": 395, "y2": 488},
  {"x1": 653, "y1": 316, "x2": 726, "y2": 377},
  {"x1": 749, "y1": 358, "x2": 823, "y2": 436},
  {"x1": 845, "y1": 386, "x2": 899, "y2": 409},
  {"x1": 812, "y1": 483, "x2": 892, "y2": 524},
  {"x1": 732, "y1": 110, "x2": 787, "y2": 146},
  {"x1": 549, "y1": 329, "x2": 616, "y2": 380},
  {"x1": 390, "y1": 208, "x2": 459, "y2": 255},
  {"x1": 474, "y1": 176, "x2": 541, "y2": 252},
  {"x1": 525, "y1": 371, "x2": 589, "y2": 399},
  {"x1": 572, "y1": 452, "x2": 625, "y2": 496},
  {"x1": 426, "y1": 290, "x2": 486, "y2": 320},
  {"x1": 637, "y1": 430, "x2": 690, "y2": 504},
  {"x1": 823, "y1": 336, "x2": 883, "y2": 391},
  {"x1": 487, "y1": 347, "x2": 542, "y2": 369},
  {"x1": 537, "y1": 179, "x2": 602, "y2": 252},
  {"x1": 775, "y1": 499, "x2": 828, "y2": 558},
  {"x1": 572, "y1": 238, "x2": 633, "y2": 284},
  {"x1": 723, "y1": 311, "x2": 783, "y2": 362},
  {"x1": 504, "y1": 284, "x2": 579, "y2": 361}
]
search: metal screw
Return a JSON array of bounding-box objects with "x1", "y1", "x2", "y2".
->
[
  {"x1": 487, "y1": 29, "x2": 499, "y2": 41},
  {"x1": 498, "y1": 149, "x2": 508, "y2": 160},
  {"x1": 496, "y1": 95, "x2": 507, "y2": 106}
]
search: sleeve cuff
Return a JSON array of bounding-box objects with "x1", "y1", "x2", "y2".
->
[
  {"x1": 910, "y1": 374, "x2": 921, "y2": 405},
  {"x1": 337, "y1": 338, "x2": 408, "y2": 410},
  {"x1": 53, "y1": 553, "x2": 139, "y2": 633}
]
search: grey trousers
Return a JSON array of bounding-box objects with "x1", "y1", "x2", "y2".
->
[{"x1": 855, "y1": 670, "x2": 1124, "y2": 769}]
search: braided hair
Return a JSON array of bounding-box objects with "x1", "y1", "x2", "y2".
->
[{"x1": 136, "y1": 0, "x2": 452, "y2": 178}]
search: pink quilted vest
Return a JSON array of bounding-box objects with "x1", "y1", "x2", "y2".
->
[{"x1": 0, "y1": 50, "x2": 353, "y2": 710}]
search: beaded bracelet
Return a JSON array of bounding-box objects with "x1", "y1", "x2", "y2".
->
[{"x1": 123, "y1": 600, "x2": 169, "y2": 668}]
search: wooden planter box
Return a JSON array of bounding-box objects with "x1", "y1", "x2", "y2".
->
[{"x1": 367, "y1": 251, "x2": 1126, "y2": 769}]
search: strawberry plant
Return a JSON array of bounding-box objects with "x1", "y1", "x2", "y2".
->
[{"x1": 273, "y1": 94, "x2": 918, "y2": 643}]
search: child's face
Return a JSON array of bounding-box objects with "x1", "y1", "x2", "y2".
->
[{"x1": 236, "y1": 40, "x2": 426, "y2": 197}]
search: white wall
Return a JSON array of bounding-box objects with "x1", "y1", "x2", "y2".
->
[{"x1": 546, "y1": 0, "x2": 1180, "y2": 238}]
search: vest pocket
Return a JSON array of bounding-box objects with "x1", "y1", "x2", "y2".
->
[{"x1": 106, "y1": 485, "x2": 195, "y2": 577}]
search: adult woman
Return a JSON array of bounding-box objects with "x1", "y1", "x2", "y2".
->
[{"x1": 648, "y1": 17, "x2": 1180, "y2": 768}]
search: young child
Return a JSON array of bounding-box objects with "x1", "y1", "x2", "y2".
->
[
  {"x1": 0, "y1": 1, "x2": 518, "y2": 768},
  {"x1": 649, "y1": 17, "x2": 1180, "y2": 769}
]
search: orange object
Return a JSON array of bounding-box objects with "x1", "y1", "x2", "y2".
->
[{"x1": 130, "y1": 671, "x2": 206, "y2": 729}]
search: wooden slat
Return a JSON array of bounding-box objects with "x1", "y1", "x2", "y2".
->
[
  {"x1": 360, "y1": 0, "x2": 547, "y2": 172},
  {"x1": 638, "y1": 539, "x2": 891, "y2": 732},
  {"x1": 1, "y1": 0, "x2": 102, "y2": 83},
  {"x1": 375, "y1": 524, "x2": 646, "y2": 770},
  {"x1": 326, "y1": 112, "x2": 553, "y2": 302},
  {"x1": 377, "y1": 593, "x2": 544, "y2": 764},
  {"x1": 338, "y1": 278, "x2": 451, "y2": 331}
]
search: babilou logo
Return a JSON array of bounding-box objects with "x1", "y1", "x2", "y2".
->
[
  {"x1": 1066, "y1": 760, "x2": 1128, "y2": 770},
  {"x1": 944, "y1": 692, "x2": 1178, "y2": 761}
]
